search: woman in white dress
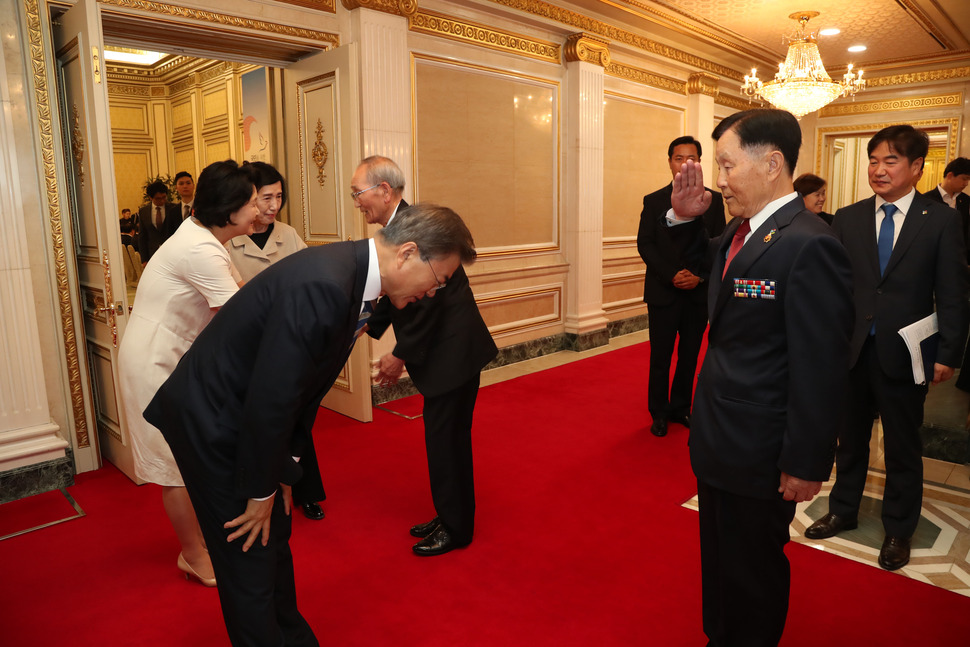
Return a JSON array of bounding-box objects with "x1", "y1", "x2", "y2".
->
[
  {"x1": 118, "y1": 160, "x2": 258, "y2": 587},
  {"x1": 226, "y1": 161, "x2": 307, "y2": 283}
]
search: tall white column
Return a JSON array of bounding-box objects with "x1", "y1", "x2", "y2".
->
[
  {"x1": 347, "y1": 3, "x2": 413, "y2": 200},
  {"x1": 563, "y1": 34, "x2": 609, "y2": 341},
  {"x1": 0, "y1": 28, "x2": 67, "y2": 473},
  {"x1": 687, "y1": 73, "x2": 719, "y2": 182}
]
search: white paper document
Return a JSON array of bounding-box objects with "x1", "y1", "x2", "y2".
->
[{"x1": 898, "y1": 313, "x2": 938, "y2": 385}]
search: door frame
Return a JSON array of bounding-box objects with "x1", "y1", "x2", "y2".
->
[{"x1": 36, "y1": 0, "x2": 361, "y2": 474}]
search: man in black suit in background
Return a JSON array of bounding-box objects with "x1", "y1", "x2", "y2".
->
[
  {"x1": 136, "y1": 180, "x2": 180, "y2": 264},
  {"x1": 923, "y1": 157, "x2": 970, "y2": 257},
  {"x1": 352, "y1": 155, "x2": 498, "y2": 556},
  {"x1": 805, "y1": 126, "x2": 969, "y2": 571},
  {"x1": 144, "y1": 205, "x2": 478, "y2": 646},
  {"x1": 637, "y1": 136, "x2": 724, "y2": 437},
  {"x1": 673, "y1": 109, "x2": 854, "y2": 646}
]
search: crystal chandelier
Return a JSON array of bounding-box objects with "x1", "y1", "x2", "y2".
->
[{"x1": 741, "y1": 12, "x2": 866, "y2": 119}]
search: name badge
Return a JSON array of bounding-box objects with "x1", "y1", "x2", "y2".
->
[{"x1": 733, "y1": 278, "x2": 776, "y2": 300}]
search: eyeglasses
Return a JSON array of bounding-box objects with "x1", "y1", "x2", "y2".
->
[
  {"x1": 350, "y1": 183, "x2": 381, "y2": 200},
  {"x1": 425, "y1": 258, "x2": 447, "y2": 293}
]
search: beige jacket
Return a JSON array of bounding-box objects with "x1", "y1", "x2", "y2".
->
[{"x1": 227, "y1": 220, "x2": 307, "y2": 283}]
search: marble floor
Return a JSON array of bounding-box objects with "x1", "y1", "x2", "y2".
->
[{"x1": 481, "y1": 329, "x2": 970, "y2": 598}]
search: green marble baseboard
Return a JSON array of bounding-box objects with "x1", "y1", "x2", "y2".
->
[{"x1": 0, "y1": 451, "x2": 75, "y2": 505}]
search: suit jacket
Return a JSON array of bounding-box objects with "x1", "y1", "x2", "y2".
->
[
  {"x1": 690, "y1": 197, "x2": 854, "y2": 499},
  {"x1": 137, "y1": 202, "x2": 180, "y2": 263},
  {"x1": 833, "y1": 193, "x2": 969, "y2": 378},
  {"x1": 923, "y1": 186, "x2": 970, "y2": 263},
  {"x1": 227, "y1": 220, "x2": 308, "y2": 283},
  {"x1": 637, "y1": 183, "x2": 718, "y2": 306},
  {"x1": 367, "y1": 202, "x2": 497, "y2": 397},
  {"x1": 144, "y1": 239, "x2": 370, "y2": 499}
]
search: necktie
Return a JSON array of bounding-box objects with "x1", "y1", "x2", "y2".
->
[
  {"x1": 154, "y1": 205, "x2": 163, "y2": 230},
  {"x1": 878, "y1": 203, "x2": 897, "y2": 276},
  {"x1": 352, "y1": 299, "x2": 376, "y2": 346},
  {"x1": 722, "y1": 219, "x2": 751, "y2": 278},
  {"x1": 183, "y1": 204, "x2": 191, "y2": 220}
]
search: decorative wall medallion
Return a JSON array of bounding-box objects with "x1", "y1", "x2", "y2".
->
[
  {"x1": 72, "y1": 103, "x2": 85, "y2": 188},
  {"x1": 311, "y1": 118, "x2": 329, "y2": 188}
]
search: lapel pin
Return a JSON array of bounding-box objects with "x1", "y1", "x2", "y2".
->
[{"x1": 764, "y1": 228, "x2": 777, "y2": 243}]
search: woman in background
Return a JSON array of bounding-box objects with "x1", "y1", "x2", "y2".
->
[
  {"x1": 118, "y1": 160, "x2": 258, "y2": 586},
  {"x1": 226, "y1": 161, "x2": 306, "y2": 283},
  {"x1": 793, "y1": 173, "x2": 833, "y2": 225}
]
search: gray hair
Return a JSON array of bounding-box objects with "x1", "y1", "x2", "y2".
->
[
  {"x1": 378, "y1": 203, "x2": 477, "y2": 264},
  {"x1": 359, "y1": 155, "x2": 405, "y2": 192}
]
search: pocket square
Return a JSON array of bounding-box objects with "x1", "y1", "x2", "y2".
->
[{"x1": 733, "y1": 278, "x2": 776, "y2": 300}]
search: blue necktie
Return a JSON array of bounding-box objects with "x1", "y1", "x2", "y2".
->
[
  {"x1": 352, "y1": 299, "x2": 375, "y2": 347},
  {"x1": 878, "y1": 203, "x2": 897, "y2": 276}
]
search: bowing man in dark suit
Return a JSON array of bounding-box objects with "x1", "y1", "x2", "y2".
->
[
  {"x1": 351, "y1": 156, "x2": 498, "y2": 556},
  {"x1": 805, "y1": 126, "x2": 969, "y2": 571},
  {"x1": 637, "y1": 136, "x2": 723, "y2": 437},
  {"x1": 137, "y1": 180, "x2": 180, "y2": 264},
  {"x1": 673, "y1": 109, "x2": 853, "y2": 646},
  {"x1": 143, "y1": 205, "x2": 478, "y2": 647}
]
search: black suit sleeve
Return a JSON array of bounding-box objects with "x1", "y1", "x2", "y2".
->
[{"x1": 933, "y1": 207, "x2": 970, "y2": 367}]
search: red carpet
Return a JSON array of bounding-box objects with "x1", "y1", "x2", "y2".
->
[{"x1": 1, "y1": 342, "x2": 968, "y2": 645}]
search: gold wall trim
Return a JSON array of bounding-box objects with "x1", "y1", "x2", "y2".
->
[
  {"x1": 686, "y1": 72, "x2": 718, "y2": 97},
  {"x1": 97, "y1": 0, "x2": 341, "y2": 47},
  {"x1": 24, "y1": 0, "x2": 89, "y2": 448},
  {"x1": 108, "y1": 83, "x2": 151, "y2": 96},
  {"x1": 564, "y1": 32, "x2": 610, "y2": 67},
  {"x1": 272, "y1": 0, "x2": 336, "y2": 11},
  {"x1": 716, "y1": 94, "x2": 756, "y2": 112},
  {"x1": 895, "y1": 0, "x2": 954, "y2": 50},
  {"x1": 819, "y1": 93, "x2": 964, "y2": 117},
  {"x1": 605, "y1": 61, "x2": 684, "y2": 94},
  {"x1": 485, "y1": 0, "x2": 742, "y2": 81},
  {"x1": 815, "y1": 118, "x2": 961, "y2": 178},
  {"x1": 340, "y1": 0, "x2": 416, "y2": 17},
  {"x1": 865, "y1": 66, "x2": 970, "y2": 88},
  {"x1": 408, "y1": 9, "x2": 561, "y2": 64}
]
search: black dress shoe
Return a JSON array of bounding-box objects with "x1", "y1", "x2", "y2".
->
[
  {"x1": 669, "y1": 414, "x2": 691, "y2": 429},
  {"x1": 878, "y1": 535, "x2": 911, "y2": 571},
  {"x1": 412, "y1": 526, "x2": 468, "y2": 557},
  {"x1": 804, "y1": 512, "x2": 857, "y2": 539},
  {"x1": 300, "y1": 502, "x2": 325, "y2": 521},
  {"x1": 650, "y1": 418, "x2": 668, "y2": 437},
  {"x1": 409, "y1": 516, "x2": 440, "y2": 538}
]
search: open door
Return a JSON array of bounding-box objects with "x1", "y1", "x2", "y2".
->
[
  {"x1": 53, "y1": 0, "x2": 139, "y2": 481},
  {"x1": 283, "y1": 44, "x2": 373, "y2": 423}
]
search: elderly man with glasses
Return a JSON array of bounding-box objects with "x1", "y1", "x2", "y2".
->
[{"x1": 351, "y1": 155, "x2": 497, "y2": 556}]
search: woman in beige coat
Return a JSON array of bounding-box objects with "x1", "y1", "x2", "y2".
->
[{"x1": 227, "y1": 161, "x2": 306, "y2": 283}]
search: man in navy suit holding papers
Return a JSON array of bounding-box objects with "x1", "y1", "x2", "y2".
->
[{"x1": 805, "y1": 125, "x2": 969, "y2": 572}]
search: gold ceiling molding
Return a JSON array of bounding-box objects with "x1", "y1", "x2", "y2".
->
[
  {"x1": 715, "y1": 94, "x2": 755, "y2": 112},
  {"x1": 819, "y1": 93, "x2": 964, "y2": 118},
  {"x1": 340, "y1": 0, "x2": 417, "y2": 17},
  {"x1": 409, "y1": 9, "x2": 560, "y2": 63},
  {"x1": 107, "y1": 82, "x2": 151, "y2": 96},
  {"x1": 97, "y1": 0, "x2": 340, "y2": 47},
  {"x1": 686, "y1": 72, "x2": 718, "y2": 97},
  {"x1": 22, "y1": 0, "x2": 89, "y2": 449},
  {"x1": 485, "y1": 0, "x2": 741, "y2": 81},
  {"x1": 604, "y1": 61, "x2": 684, "y2": 95},
  {"x1": 599, "y1": 0, "x2": 773, "y2": 65},
  {"x1": 895, "y1": 0, "x2": 954, "y2": 50},
  {"x1": 815, "y1": 118, "x2": 960, "y2": 175},
  {"x1": 865, "y1": 66, "x2": 970, "y2": 88},
  {"x1": 272, "y1": 0, "x2": 336, "y2": 11},
  {"x1": 564, "y1": 32, "x2": 610, "y2": 67}
]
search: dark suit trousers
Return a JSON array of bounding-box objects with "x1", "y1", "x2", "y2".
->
[
  {"x1": 174, "y1": 448, "x2": 318, "y2": 647},
  {"x1": 829, "y1": 336, "x2": 927, "y2": 537},
  {"x1": 291, "y1": 433, "x2": 326, "y2": 506},
  {"x1": 423, "y1": 374, "x2": 480, "y2": 544},
  {"x1": 647, "y1": 297, "x2": 707, "y2": 418},
  {"x1": 697, "y1": 480, "x2": 795, "y2": 647}
]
